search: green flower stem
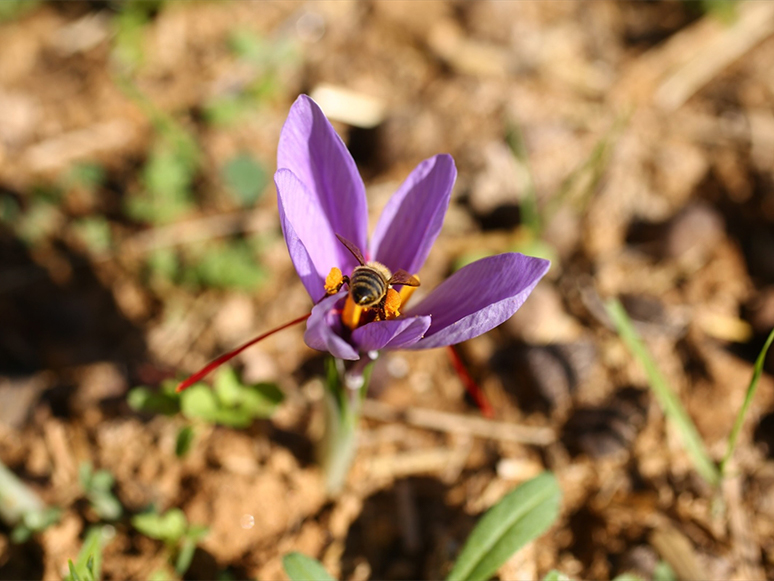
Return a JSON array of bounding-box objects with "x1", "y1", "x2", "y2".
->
[{"x1": 319, "y1": 354, "x2": 376, "y2": 495}]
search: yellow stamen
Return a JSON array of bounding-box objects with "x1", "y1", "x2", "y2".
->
[
  {"x1": 342, "y1": 294, "x2": 363, "y2": 330},
  {"x1": 384, "y1": 288, "x2": 401, "y2": 319},
  {"x1": 325, "y1": 267, "x2": 344, "y2": 295},
  {"x1": 398, "y1": 274, "x2": 419, "y2": 308}
]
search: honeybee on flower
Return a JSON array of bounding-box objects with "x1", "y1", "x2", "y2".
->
[{"x1": 178, "y1": 95, "x2": 549, "y2": 393}]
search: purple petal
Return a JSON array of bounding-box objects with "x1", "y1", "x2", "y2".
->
[
  {"x1": 351, "y1": 315, "x2": 432, "y2": 352},
  {"x1": 276, "y1": 169, "x2": 340, "y2": 302},
  {"x1": 370, "y1": 154, "x2": 456, "y2": 274},
  {"x1": 304, "y1": 292, "x2": 359, "y2": 360},
  {"x1": 278, "y1": 95, "x2": 367, "y2": 271},
  {"x1": 404, "y1": 254, "x2": 550, "y2": 349}
]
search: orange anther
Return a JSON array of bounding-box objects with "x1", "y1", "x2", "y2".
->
[
  {"x1": 384, "y1": 288, "x2": 401, "y2": 319},
  {"x1": 325, "y1": 267, "x2": 344, "y2": 295},
  {"x1": 342, "y1": 294, "x2": 363, "y2": 330},
  {"x1": 398, "y1": 274, "x2": 419, "y2": 307}
]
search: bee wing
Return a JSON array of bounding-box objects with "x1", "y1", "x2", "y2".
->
[
  {"x1": 335, "y1": 233, "x2": 366, "y2": 265},
  {"x1": 389, "y1": 269, "x2": 420, "y2": 287}
]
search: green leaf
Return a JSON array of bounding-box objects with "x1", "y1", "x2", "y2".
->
[
  {"x1": 180, "y1": 385, "x2": 220, "y2": 423},
  {"x1": 228, "y1": 29, "x2": 270, "y2": 64},
  {"x1": 146, "y1": 247, "x2": 180, "y2": 283},
  {"x1": 17, "y1": 202, "x2": 62, "y2": 245},
  {"x1": 214, "y1": 367, "x2": 244, "y2": 407},
  {"x1": 91, "y1": 491, "x2": 122, "y2": 521},
  {"x1": 72, "y1": 217, "x2": 112, "y2": 254},
  {"x1": 542, "y1": 571, "x2": 572, "y2": 581},
  {"x1": 721, "y1": 326, "x2": 774, "y2": 474},
  {"x1": 447, "y1": 472, "x2": 561, "y2": 581},
  {"x1": 653, "y1": 560, "x2": 677, "y2": 581},
  {"x1": 175, "y1": 426, "x2": 195, "y2": 458},
  {"x1": 127, "y1": 386, "x2": 181, "y2": 416},
  {"x1": 67, "y1": 560, "x2": 84, "y2": 581},
  {"x1": 132, "y1": 508, "x2": 188, "y2": 543},
  {"x1": 282, "y1": 552, "x2": 335, "y2": 581},
  {"x1": 11, "y1": 507, "x2": 61, "y2": 542},
  {"x1": 204, "y1": 95, "x2": 249, "y2": 127},
  {"x1": 186, "y1": 242, "x2": 267, "y2": 290},
  {"x1": 187, "y1": 524, "x2": 209, "y2": 541},
  {"x1": 79, "y1": 462, "x2": 94, "y2": 489},
  {"x1": 213, "y1": 407, "x2": 253, "y2": 429},
  {"x1": 239, "y1": 382, "x2": 284, "y2": 418},
  {"x1": 0, "y1": 0, "x2": 40, "y2": 23},
  {"x1": 222, "y1": 153, "x2": 267, "y2": 206},
  {"x1": 149, "y1": 568, "x2": 174, "y2": 581},
  {"x1": 68, "y1": 162, "x2": 106, "y2": 192},
  {"x1": 0, "y1": 194, "x2": 21, "y2": 224},
  {"x1": 65, "y1": 526, "x2": 108, "y2": 581},
  {"x1": 605, "y1": 299, "x2": 721, "y2": 486},
  {"x1": 127, "y1": 122, "x2": 200, "y2": 224},
  {"x1": 112, "y1": 3, "x2": 151, "y2": 70},
  {"x1": 175, "y1": 536, "x2": 197, "y2": 577},
  {"x1": 90, "y1": 469, "x2": 114, "y2": 492}
]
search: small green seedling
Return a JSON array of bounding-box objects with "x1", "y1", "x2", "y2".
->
[
  {"x1": 64, "y1": 526, "x2": 112, "y2": 581},
  {"x1": 66, "y1": 162, "x2": 106, "y2": 192},
  {"x1": 222, "y1": 153, "x2": 268, "y2": 206},
  {"x1": 175, "y1": 425, "x2": 196, "y2": 458},
  {"x1": 116, "y1": 77, "x2": 200, "y2": 225},
  {"x1": 282, "y1": 472, "x2": 561, "y2": 581},
  {"x1": 79, "y1": 463, "x2": 123, "y2": 521},
  {"x1": 132, "y1": 508, "x2": 208, "y2": 577},
  {"x1": 605, "y1": 298, "x2": 721, "y2": 487},
  {"x1": 653, "y1": 560, "x2": 677, "y2": 581},
  {"x1": 10, "y1": 506, "x2": 62, "y2": 544},
  {"x1": 0, "y1": 460, "x2": 61, "y2": 543},
  {"x1": 720, "y1": 327, "x2": 774, "y2": 475},
  {"x1": 127, "y1": 381, "x2": 181, "y2": 416},
  {"x1": 128, "y1": 367, "x2": 284, "y2": 429},
  {"x1": 282, "y1": 552, "x2": 335, "y2": 581},
  {"x1": 181, "y1": 366, "x2": 284, "y2": 427},
  {"x1": 71, "y1": 217, "x2": 113, "y2": 255},
  {"x1": 203, "y1": 29, "x2": 298, "y2": 126},
  {"x1": 184, "y1": 241, "x2": 268, "y2": 291},
  {"x1": 447, "y1": 472, "x2": 561, "y2": 581}
]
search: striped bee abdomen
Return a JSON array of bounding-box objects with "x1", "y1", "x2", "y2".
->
[{"x1": 350, "y1": 265, "x2": 388, "y2": 307}]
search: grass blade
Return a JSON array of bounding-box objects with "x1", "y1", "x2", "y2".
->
[
  {"x1": 720, "y1": 327, "x2": 774, "y2": 474},
  {"x1": 282, "y1": 552, "x2": 335, "y2": 581},
  {"x1": 66, "y1": 526, "x2": 108, "y2": 581},
  {"x1": 447, "y1": 472, "x2": 561, "y2": 581},
  {"x1": 605, "y1": 299, "x2": 720, "y2": 486}
]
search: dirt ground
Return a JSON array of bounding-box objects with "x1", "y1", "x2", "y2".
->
[{"x1": 2, "y1": 1, "x2": 774, "y2": 580}]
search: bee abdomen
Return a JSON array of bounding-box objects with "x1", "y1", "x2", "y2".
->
[{"x1": 350, "y1": 266, "x2": 387, "y2": 307}]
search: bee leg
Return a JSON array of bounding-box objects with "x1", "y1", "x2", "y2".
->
[
  {"x1": 373, "y1": 295, "x2": 388, "y2": 322},
  {"x1": 324, "y1": 268, "x2": 349, "y2": 295}
]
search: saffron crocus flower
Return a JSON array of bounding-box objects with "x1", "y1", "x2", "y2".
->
[{"x1": 276, "y1": 95, "x2": 550, "y2": 361}]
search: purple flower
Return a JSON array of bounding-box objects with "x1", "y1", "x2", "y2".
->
[{"x1": 276, "y1": 95, "x2": 550, "y2": 361}]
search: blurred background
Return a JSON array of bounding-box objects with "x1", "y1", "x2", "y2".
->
[{"x1": 1, "y1": 1, "x2": 774, "y2": 579}]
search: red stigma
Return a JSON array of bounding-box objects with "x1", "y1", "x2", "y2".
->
[
  {"x1": 447, "y1": 345, "x2": 494, "y2": 418},
  {"x1": 176, "y1": 312, "x2": 311, "y2": 392}
]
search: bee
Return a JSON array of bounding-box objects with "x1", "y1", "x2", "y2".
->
[{"x1": 331, "y1": 234, "x2": 420, "y2": 323}]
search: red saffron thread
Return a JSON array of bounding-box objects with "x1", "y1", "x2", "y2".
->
[
  {"x1": 447, "y1": 345, "x2": 494, "y2": 418},
  {"x1": 176, "y1": 312, "x2": 311, "y2": 392}
]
